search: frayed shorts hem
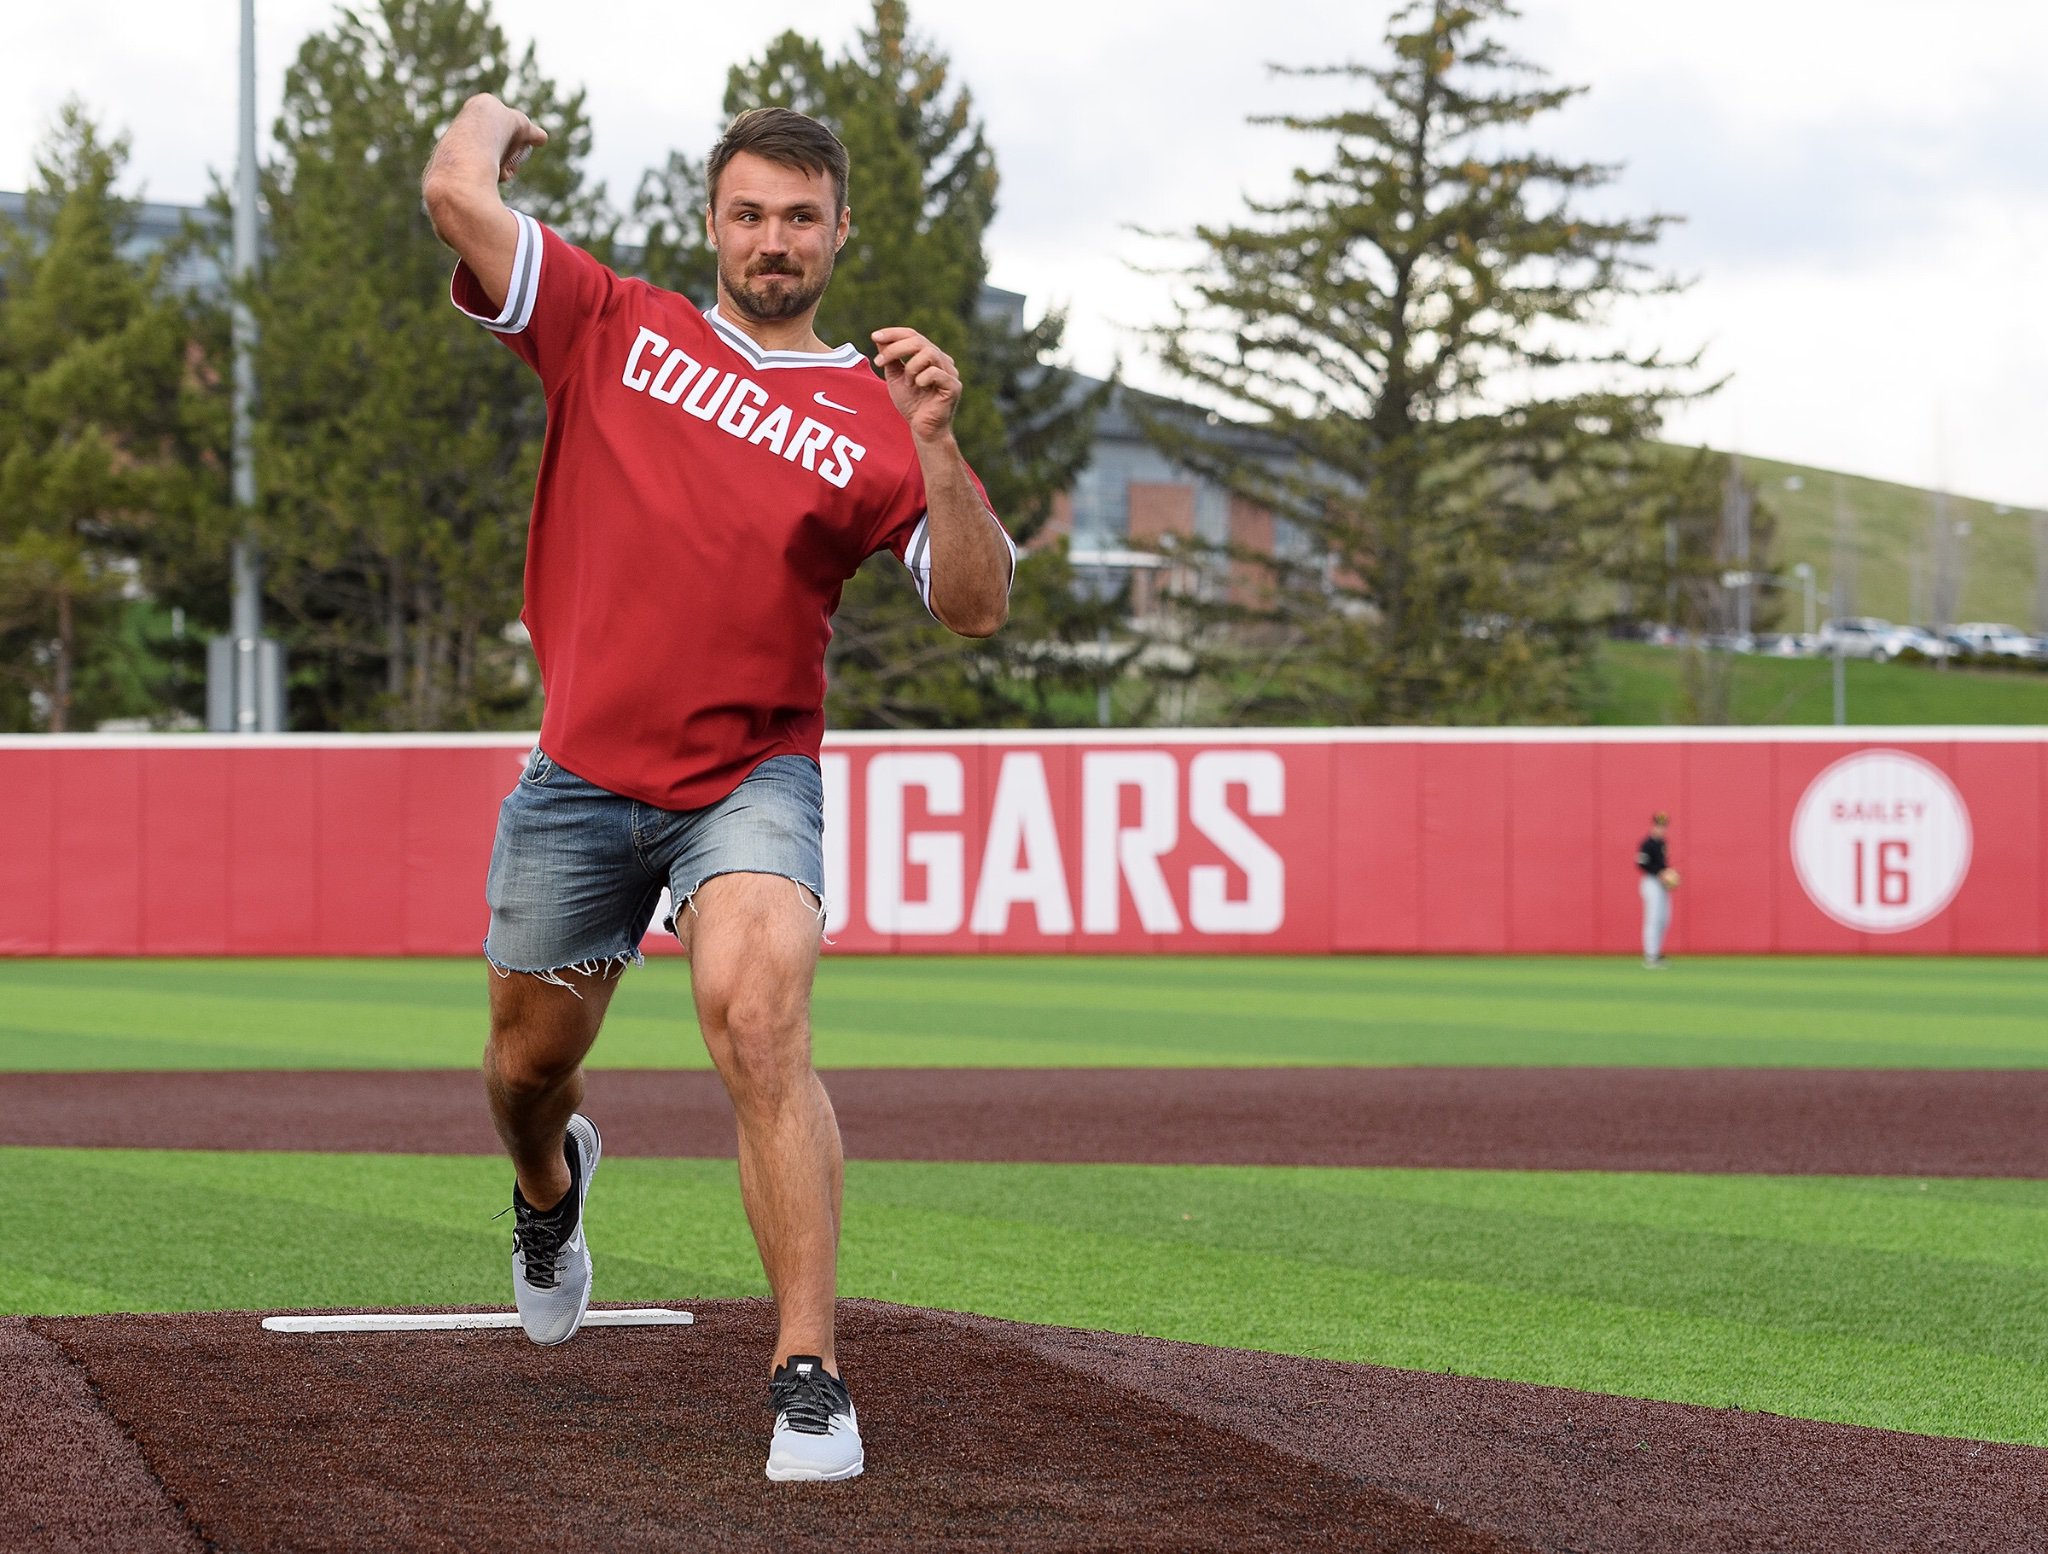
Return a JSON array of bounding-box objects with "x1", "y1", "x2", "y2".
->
[{"x1": 483, "y1": 946, "x2": 644, "y2": 993}]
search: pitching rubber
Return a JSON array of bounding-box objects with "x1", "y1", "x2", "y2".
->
[{"x1": 261, "y1": 1308, "x2": 694, "y2": 1334}]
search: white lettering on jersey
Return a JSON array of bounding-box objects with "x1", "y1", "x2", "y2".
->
[
  {"x1": 680, "y1": 367, "x2": 736, "y2": 421},
  {"x1": 618, "y1": 333, "x2": 870, "y2": 490},
  {"x1": 748, "y1": 403, "x2": 793, "y2": 456},
  {"x1": 622, "y1": 327, "x2": 669, "y2": 391},
  {"x1": 784, "y1": 417, "x2": 833, "y2": 471},
  {"x1": 817, "y1": 434, "x2": 865, "y2": 491},
  {"x1": 719, "y1": 379, "x2": 770, "y2": 438},
  {"x1": 649, "y1": 347, "x2": 701, "y2": 405}
]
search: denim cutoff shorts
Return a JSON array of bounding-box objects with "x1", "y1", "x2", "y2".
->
[{"x1": 483, "y1": 748, "x2": 825, "y2": 977}]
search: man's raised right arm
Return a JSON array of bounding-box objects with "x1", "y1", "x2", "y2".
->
[{"x1": 420, "y1": 94, "x2": 547, "y2": 312}]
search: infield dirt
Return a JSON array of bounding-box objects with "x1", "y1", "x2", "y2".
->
[{"x1": 7, "y1": 1065, "x2": 2045, "y2": 1175}]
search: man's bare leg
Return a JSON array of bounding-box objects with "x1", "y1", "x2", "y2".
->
[
  {"x1": 679, "y1": 872, "x2": 839, "y2": 1372},
  {"x1": 485, "y1": 967, "x2": 619, "y2": 1210}
]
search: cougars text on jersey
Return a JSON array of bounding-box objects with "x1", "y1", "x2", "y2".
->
[{"x1": 619, "y1": 326, "x2": 866, "y2": 490}]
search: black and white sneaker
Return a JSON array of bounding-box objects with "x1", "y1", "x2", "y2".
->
[
  {"x1": 766, "y1": 1356, "x2": 863, "y2": 1481},
  {"x1": 510, "y1": 1113, "x2": 601, "y2": 1346}
]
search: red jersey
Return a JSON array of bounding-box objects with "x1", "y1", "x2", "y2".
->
[{"x1": 452, "y1": 211, "x2": 1011, "y2": 809}]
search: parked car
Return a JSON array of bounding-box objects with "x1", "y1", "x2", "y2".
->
[
  {"x1": 1951, "y1": 622, "x2": 2042, "y2": 660},
  {"x1": 1890, "y1": 626, "x2": 1954, "y2": 661},
  {"x1": 1700, "y1": 630, "x2": 1756, "y2": 654},
  {"x1": 1756, "y1": 632, "x2": 1818, "y2": 657},
  {"x1": 1818, "y1": 617, "x2": 1904, "y2": 661}
]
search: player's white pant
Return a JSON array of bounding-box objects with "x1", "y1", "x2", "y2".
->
[{"x1": 1640, "y1": 875, "x2": 1671, "y2": 961}]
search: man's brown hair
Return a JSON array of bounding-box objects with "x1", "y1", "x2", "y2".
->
[{"x1": 707, "y1": 108, "x2": 850, "y2": 216}]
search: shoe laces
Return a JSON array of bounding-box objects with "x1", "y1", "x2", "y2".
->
[
  {"x1": 769, "y1": 1360, "x2": 850, "y2": 1436},
  {"x1": 510, "y1": 1196, "x2": 573, "y2": 1290}
]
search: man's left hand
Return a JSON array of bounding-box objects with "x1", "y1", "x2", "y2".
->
[{"x1": 872, "y1": 327, "x2": 960, "y2": 444}]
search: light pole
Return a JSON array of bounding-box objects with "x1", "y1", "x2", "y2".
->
[
  {"x1": 1095, "y1": 550, "x2": 1111, "y2": 728},
  {"x1": 1831, "y1": 617, "x2": 1846, "y2": 727},
  {"x1": 1791, "y1": 562, "x2": 1815, "y2": 637},
  {"x1": 207, "y1": 0, "x2": 284, "y2": 732}
]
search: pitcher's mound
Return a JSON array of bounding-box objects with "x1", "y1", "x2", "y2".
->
[
  {"x1": 24, "y1": 1300, "x2": 1510, "y2": 1553},
  {"x1": 16, "y1": 1300, "x2": 2045, "y2": 1553}
]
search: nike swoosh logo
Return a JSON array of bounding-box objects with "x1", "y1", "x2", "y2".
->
[{"x1": 814, "y1": 392, "x2": 857, "y2": 414}]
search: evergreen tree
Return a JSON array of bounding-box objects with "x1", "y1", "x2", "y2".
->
[
  {"x1": 251, "y1": 0, "x2": 606, "y2": 728},
  {"x1": 0, "y1": 104, "x2": 212, "y2": 731},
  {"x1": 634, "y1": 0, "x2": 1113, "y2": 728},
  {"x1": 1145, "y1": 0, "x2": 1704, "y2": 725}
]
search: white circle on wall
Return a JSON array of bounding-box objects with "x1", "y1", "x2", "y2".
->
[{"x1": 1790, "y1": 750, "x2": 1971, "y2": 933}]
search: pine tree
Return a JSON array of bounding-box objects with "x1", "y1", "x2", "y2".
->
[
  {"x1": 634, "y1": 0, "x2": 1113, "y2": 728},
  {"x1": 250, "y1": 0, "x2": 607, "y2": 728},
  {"x1": 0, "y1": 104, "x2": 211, "y2": 731},
  {"x1": 1145, "y1": 0, "x2": 1703, "y2": 725}
]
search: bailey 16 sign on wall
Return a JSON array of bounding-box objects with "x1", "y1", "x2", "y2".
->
[
  {"x1": 0, "y1": 731, "x2": 2039, "y2": 956},
  {"x1": 1788, "y1": 750, "x2": 1974, "y2": 934}
]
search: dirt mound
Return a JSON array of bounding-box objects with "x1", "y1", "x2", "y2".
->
[
  {"x1": 20, "y1": 1303, "x2": 1515, "y2": 1554},
  {"x1": 14, "y1": 1302, "x2": 2044, "y2": 1553}
]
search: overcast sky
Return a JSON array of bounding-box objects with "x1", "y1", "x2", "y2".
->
[{"x1": 11, "y1": 1, "x2": 2046, "y2": 508}]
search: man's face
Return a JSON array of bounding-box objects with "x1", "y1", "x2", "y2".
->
[{"x1": 707, "y1": 152, "x2": 848, "y2": 325}]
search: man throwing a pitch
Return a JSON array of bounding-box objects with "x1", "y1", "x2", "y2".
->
[{"x1": 423, "y1": 99, "x2": 1013, "y2": 1482}]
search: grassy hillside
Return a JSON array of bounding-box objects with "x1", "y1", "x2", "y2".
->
[
  {"x1": 1707, "y1": 450, "x2": 2042, "y2": 632},
  {"x1": 1582, "y1": 639, "x2": 2048, "y2": 726}
]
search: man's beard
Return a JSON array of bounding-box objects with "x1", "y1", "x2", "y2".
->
[{"x1": 721, "y1": 251, "x2": 832, "y2": 324}]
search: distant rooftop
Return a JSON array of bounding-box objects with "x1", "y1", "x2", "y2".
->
[{"x1": 0, "y1": 189, "x2": 225, "y2": 297}]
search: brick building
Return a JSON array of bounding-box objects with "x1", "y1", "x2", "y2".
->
[{"x1": 1025, "y1": 370, "x2": 1288, "y2": 620}]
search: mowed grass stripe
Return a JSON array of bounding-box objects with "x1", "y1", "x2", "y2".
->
[
  {"x1": 9, "y1": 1147, "x2": 2045, "y2": 1445},
  {"x1": 4, "y1": 955, "x2": 2045, "y2": 1070}
]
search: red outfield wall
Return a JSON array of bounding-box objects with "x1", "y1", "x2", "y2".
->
[{"x1": 1, "y1": 730, "x2": 2040, "y2": 956}]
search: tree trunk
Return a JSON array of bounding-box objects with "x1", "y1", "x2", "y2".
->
[
  {"x1": 410, "y1": 579, "x2": 435, "y2": 728},
  {"x1": 454, "y1": 620, "x2": 477, "y2": 714},
  {"x1": 384, "y1": 558, "x2": 405, "y2": 706},
  {"x1": 50, "y1": 586, "x2": 74, "y2": 733}
]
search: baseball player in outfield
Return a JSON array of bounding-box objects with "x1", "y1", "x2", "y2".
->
[
  {"x1": 1636, "y1": 810, "x2": 1679, "y2": 967},
  {"x1": 422, "y1": 99, "x2": 1015, "y2": 1481}
]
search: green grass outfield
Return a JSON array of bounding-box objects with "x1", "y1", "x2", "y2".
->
[
  {"x1": 5, "y1": 953, "x2": 2047, "y2": 1070},
  {"x1": 7, "y1": 954, "x2": 2044, "y2": 1446}
]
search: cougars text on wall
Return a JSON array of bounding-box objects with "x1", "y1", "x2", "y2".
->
[{"x1": 1, "y1": 729, "x2": 2040, "y2": 956}]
